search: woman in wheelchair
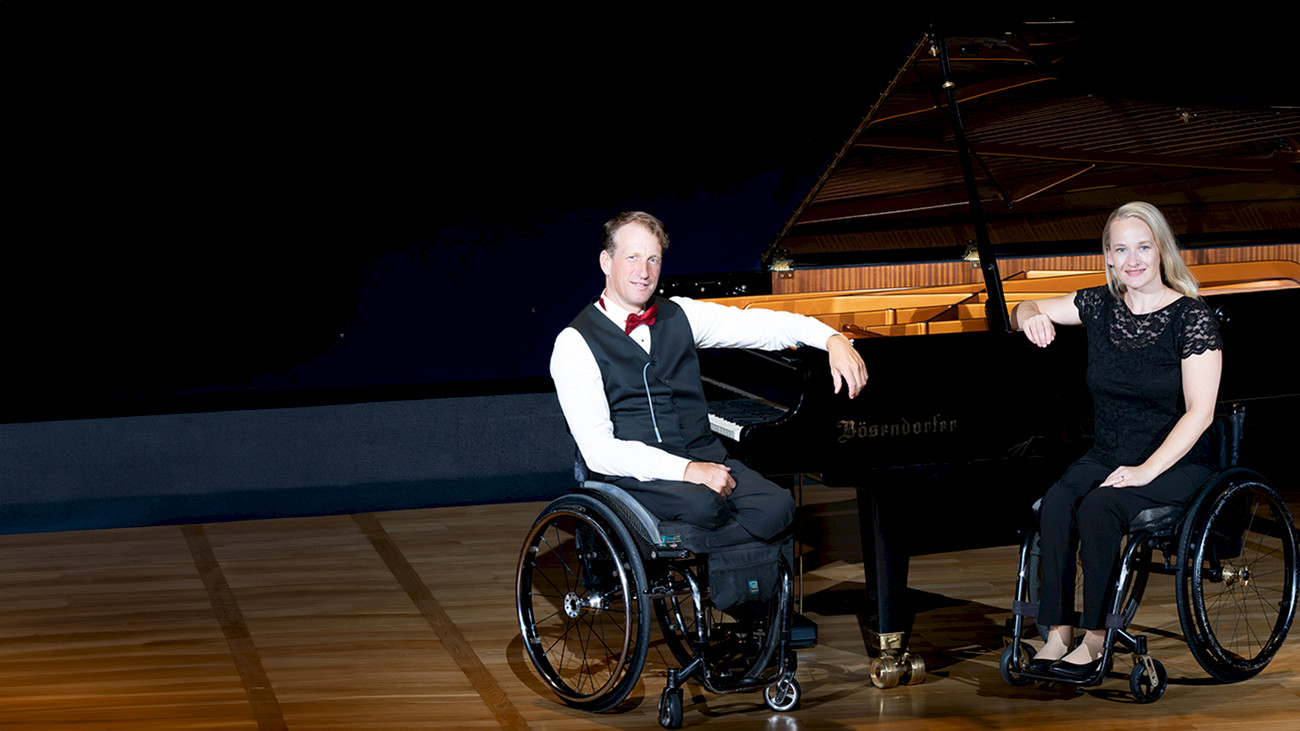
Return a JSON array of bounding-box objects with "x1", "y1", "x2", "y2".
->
[{"x1": 1012, "y1": 201, "x2": 1223, "y2": 679}]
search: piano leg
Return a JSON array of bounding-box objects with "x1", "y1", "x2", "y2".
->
[{"x1": 857, "y1": 489, "x2": 926, "y2": 688}]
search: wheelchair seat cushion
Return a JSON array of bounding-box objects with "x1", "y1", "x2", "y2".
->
[
  {"x1": 1128, "y1": 504, "x2": 1182, "y2": 535},
  {"x1": 580, "y1": 481, "x2": 774, "y2": 554},
  {"x1": 1031, "y1": 496, "x2": 1184, "y2": 536},
  {"x1": 654, "y1": 520, "x2": 722, "y2": 554}
]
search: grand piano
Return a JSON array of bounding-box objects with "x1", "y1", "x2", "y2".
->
[{"x1": 663, "y1": 24, "x2": 1300, "y2": 686}]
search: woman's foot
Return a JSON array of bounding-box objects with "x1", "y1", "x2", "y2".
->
[
  {"x1": 1056, "y1": 633, "x2": 1104, "y2": 666},
  {"x1": 1029, "y1": 628, "x2": 1072, "y2": 670},
  {"x1": 1050, "y1": 631, "x2": 1109, "y2": 683}
]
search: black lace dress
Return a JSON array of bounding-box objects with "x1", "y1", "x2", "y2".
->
[
  {"x1": 1075, "y1": 285, "x2": 1223, "y2": 468},
  {"x1": 1036, "y1": 286, "x2": 1223, "y2": 630}
]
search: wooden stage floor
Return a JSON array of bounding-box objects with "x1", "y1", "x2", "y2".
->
[{"x1": 2, "y1": 487, "x2": 1297, "y2": 729}]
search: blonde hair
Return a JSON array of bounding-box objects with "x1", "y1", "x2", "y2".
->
[{"x1": 1102, "y1": 201, "x2": 1200, "y2": 300}]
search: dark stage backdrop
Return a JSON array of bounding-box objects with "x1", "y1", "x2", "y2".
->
[
  {"x1": 3, "y1": 10, "x2": 1294, "y2": 533},
  {"x1": 5, "y1": 9, "x2": 1288, "y2": 423}
]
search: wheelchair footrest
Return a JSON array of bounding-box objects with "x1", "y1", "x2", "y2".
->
[{"x1": 791, "y1": 612, "x2": 818, "y2": 648}]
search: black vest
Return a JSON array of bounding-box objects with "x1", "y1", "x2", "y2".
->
[{"x1": 569, "y1": 298, "x2": 726, "y2": 463}]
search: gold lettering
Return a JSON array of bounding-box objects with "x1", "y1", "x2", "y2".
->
[
  {"x1": 832, "y1": 415, "x2": 959, "y2": 442},
  {"x1": 837, "y1": 420, "x2": 856, "y2": 444}
]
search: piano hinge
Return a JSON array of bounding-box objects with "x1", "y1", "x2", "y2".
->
[{"x1": 770, "y1": 257, "x2": 794, "y2": 279}]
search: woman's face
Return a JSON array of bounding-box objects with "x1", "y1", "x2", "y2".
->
[{"x1": 1106, "y1": 217, "x2": 1162, "y2": 292}]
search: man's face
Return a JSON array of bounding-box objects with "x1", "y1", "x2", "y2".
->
[{"x1": 600, "y1": 222, "x2": 663, "y2": 313}]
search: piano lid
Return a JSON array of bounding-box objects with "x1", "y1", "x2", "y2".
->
[{"x1": 763, "y1": 23, "x2": 1300, "y2": 271}]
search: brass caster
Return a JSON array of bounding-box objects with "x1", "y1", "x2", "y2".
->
[
  {"x1": 900, "y1": 651, "x2": 926, "y2": 685},
  {"x1": 870, "y1": 655, "x2": 901, "y2": 689}
]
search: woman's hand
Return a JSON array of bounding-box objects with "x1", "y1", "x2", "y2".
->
[
  {"x1": 1012, "y1": 294, "x2": 1079, "y2": 347},
  {"x1": 1101, "y1": 464, "x2": 1156, "y2": 488},
  {"x1": 1021, "y1": 312, "x2": 1057, "y2": 347}
]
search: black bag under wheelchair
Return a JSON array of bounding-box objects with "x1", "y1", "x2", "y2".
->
[
  {"x1": 515, "y1": 475, "x2": 803, "y2": 728},
  {"x1": 1001, "y1": 406, "x2": 1299, "y2": 702}
]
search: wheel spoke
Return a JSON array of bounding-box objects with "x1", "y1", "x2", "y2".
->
[
  {"x1": 541, "y1": 524, "x2": 580, "y2": 586},
  {"x1": 1187, "y1": 482, "x2": 1298, "y2": 678},
  {"x1": 517, "y1": 499, "x2": 650, "y2": 710}
]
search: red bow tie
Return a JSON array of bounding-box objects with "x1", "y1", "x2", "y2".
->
[{"x1": 624, "y1": 305, "x2": 658, "y2": 334}]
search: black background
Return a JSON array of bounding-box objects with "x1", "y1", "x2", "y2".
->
[{"x1": 5, "y1": 8, "x2": 1290, "y2": 419}]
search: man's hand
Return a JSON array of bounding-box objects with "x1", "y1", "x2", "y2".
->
[
  {"x1": 684, "y1": 461, "x2": 735, "y2": 496},
  {"x1": 827, "y1": 334, "x2": 868, "y2": 399}
]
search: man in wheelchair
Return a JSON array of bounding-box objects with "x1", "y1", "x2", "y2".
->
[
  {"x1": 540, "y1": 211, "x2": 867, "y2": 723},
  {"x1": 550, "y1": 210, "x2": 866, "y2": 565}
]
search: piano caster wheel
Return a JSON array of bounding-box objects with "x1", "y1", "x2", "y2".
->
[
  {"x1": 900, "y1": 651, "x2": 926, "y2": 685},
  {"x1": 870, "y1": 656, "x2": 901, "y2": 689},
  {"x1": 871, "y1": 652, "x2": 925, "y2": 688}
]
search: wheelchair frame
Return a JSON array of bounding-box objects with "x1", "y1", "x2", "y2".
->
[
  {"x1": 1001, "y1": 408, "x2": 1299, "y2": 702},
  {"x1": 516, "y1": 481, "x2": 802, "y2": 728}
]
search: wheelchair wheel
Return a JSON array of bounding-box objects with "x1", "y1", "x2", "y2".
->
[
  {"x1": 999, "y1": 644, "x2": 1033, "y2": 686},
  {"x1": 649, "y1": 563, "x2": 740, "y2": 670},
  {"x1": 1129, "y1": 657, "x2": 1167, "y2": 703},
  {"x1": 652, "y1": 565, "x2": 702, "y2": 667},
  {"x1": 763, "y1": 675, "x2": 801, "y2": 712},
  {"x1": 516, "y1": 494, "x2": 651, "y2": 711},
  {"x1": 1176, "y1": 472, "x2": 1299, "y2": 682},
  {"x1": 657, "y1": 687, "x2": 683, "y2": 729}
]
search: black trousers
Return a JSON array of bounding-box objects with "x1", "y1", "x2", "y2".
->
[
  {"x1": 611, "y1": 458, "x2": 795, "y2": 544},
  {"x1": 1037, "y1": 455, "x2": 1211, "y2": 630}
]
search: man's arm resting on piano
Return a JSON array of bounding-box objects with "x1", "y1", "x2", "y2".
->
[
  {"x1": 826, "y1": 333, "x2": 867, "y2": 399},
  {"x1": 676, "y1": 297, "x2": 868, "y2": 398}
]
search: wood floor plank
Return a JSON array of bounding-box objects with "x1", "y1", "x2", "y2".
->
[
  {"x1": 352, "y1": 512, "x2": 528, "y2": 731},
  {"x1": 0, "y1": 491, "x2": 1297, "y2": 729},
  {"x1": 200, "y1": 514, "x2": 497, "y2": 729},
  {"x1": 182, "y1": 524, "x2": 286, "y2": 731},
  {"x1": 0, "y1": 526, "x2": 255, "y2": 729}
]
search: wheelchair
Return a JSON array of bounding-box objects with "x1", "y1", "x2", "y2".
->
[
  {"x1": 515, "y1": 479, "x2": 802, "y2": 728},
  {"x1": 1001, "y1": 407, "x2": 1299, "y2": 702}
]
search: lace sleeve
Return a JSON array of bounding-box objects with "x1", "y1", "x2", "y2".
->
[
  {"x1": 1180, "y1": 301, "x2": 1223, "y2": 358},
  {"x1": 1073, "y1": 286, "x2": 1105, "y2": 322}
]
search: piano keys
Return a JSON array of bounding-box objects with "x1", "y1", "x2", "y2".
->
[{"x1": 705, "y1": 395, "x2": 786, "y2": 443}]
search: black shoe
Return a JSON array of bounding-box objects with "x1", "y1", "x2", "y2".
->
[
  {"x1": 1049, "y1": 655, "x2": 1109, "y2": 684},
  {"x1": 1027, "y1": 657, "x2": 1056, "y2": 673}
]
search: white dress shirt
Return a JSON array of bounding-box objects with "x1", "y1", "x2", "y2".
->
[{"x1": 550, "y1": 293, "x2": 839, "y2": 482}]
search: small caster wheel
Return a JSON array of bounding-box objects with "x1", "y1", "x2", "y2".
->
[
  {"x1": 870, "y1": 655, "x2": 901, "y2": 689},
  {"x1": 900, "y1": 651, "x2": 926, "y2": 685},
  {"x1": 1130, "y1": 657, "x2": 1166, "y2": 703},
  {"x1": 658, "y1": 687, "x2": 683, "y2": 729},
  {"x1": 999, "y1": 644, "x2": 1033, "y2": 686},
  {"x1": 763, "y1": 675, "x2": 801, "y2": 712}
]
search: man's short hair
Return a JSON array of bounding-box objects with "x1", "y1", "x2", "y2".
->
[{"x1": 603, "y1": 211, "x2": 670, "y2": 254}]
